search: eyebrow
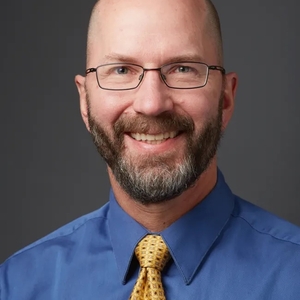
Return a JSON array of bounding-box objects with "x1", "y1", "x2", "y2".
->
[
  {"x1": 103, "y1": 53, "x2": 136, "y2": 63},
  {"x1": 102, "y1": 53, "x2": 207, "y2": 65},
  {"x1": 164, "y1": 54, "x2": 207, "y2": 64}
]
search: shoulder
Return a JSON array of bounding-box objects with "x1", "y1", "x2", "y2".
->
[
  {"x1": 0, "y1": 203, "x2": 115, "y2": 299},
  {"x1": 232, "y1": 195, "x2": 300, "y2": 246},
  {"x1": 228, "y1": 196, "x2": 300, "y2": 294},
  {"x1": 1, "y1": 202, "x2": 110, "y2": 267}
]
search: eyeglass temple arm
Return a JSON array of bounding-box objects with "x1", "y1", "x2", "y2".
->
[
  {"x1": 85, "y1": 68, "x2": 97, "y2": 75},
  {"x1": 209, "y1": 66, "x2": 226, "y2": 74}
]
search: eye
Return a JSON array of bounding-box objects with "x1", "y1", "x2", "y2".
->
[
  {"x1": 176, "y1": 66, "x2": 192, "y2": 73},
  {"x1": 115, "y1": 66, "x2": 129, "y2": 75}
]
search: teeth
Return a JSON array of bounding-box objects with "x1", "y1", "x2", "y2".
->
[
  {"x1": 157, "y1": 133, "x2": 163, "y2": 140},
  {"x1": 170, "y1": 132, "x2": 176, "y2": 138},
  {"x1": 130, "y1": 131, "x2": 177, "y2": 141}
]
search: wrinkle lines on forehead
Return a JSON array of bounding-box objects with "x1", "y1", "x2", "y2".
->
[{"x1": 101, "y1": 53, "x2": 207, "y2": 65}]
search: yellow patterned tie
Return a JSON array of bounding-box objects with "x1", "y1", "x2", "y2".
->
[{"x1": 129, "y1": 235, "x2": 171, "y2": 300}]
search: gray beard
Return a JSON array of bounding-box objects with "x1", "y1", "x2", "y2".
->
[{"x1": 88, "y1": 98, "x2": 223, "y2": 205}]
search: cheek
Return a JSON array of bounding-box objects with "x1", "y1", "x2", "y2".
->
[
  {"x1": 176, "y1": 90, "x2": 220, "y2": 128},
  {"x1": 87, "y1": 89, "x2": 131, "y2": 125}
]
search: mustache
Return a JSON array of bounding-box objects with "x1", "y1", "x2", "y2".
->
[{"x1": 114, "y1": 112, "x2": 195, "y2": 135}]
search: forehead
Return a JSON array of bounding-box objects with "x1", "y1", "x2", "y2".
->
[{"x1": 88, "y1": 0, "x2": 216, "y2": 65}]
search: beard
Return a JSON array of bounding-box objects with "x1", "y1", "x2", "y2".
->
[{"x1": 87, "y1": 97, "x2": 223, "y2": 205}]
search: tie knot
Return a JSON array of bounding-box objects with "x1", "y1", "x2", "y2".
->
[{"x1": 135, "y1": 235, "x2": 170, "y2": 271}]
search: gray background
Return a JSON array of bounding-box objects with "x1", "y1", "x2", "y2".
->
[{"x1": 1, "y1": 0, "x2": 299, "y2": 263}]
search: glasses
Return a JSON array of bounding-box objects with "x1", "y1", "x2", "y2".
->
[{"x1": 85, "y1": 61, "x2": 225, "y2": 91}]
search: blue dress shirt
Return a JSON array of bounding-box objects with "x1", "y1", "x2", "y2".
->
[{"x1": 1, "y1": 171, "x2": 300, "y2": 299}]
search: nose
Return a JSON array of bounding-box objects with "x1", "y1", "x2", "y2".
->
[{"x1": 132, "y1": 70, "x2": 174, "y2": 116}]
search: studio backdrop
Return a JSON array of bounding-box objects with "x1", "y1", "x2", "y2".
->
[{"x1": 1, "y1": 0, "x2": 299, "y2": 262}]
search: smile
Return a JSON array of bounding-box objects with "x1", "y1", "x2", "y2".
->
[{"x1": 130, "y1": 131, "x2": 177, "y2": 143}]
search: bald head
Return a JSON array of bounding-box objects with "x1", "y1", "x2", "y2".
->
[
  {"x1": 204, "y1": 0, "x2": 223, "y2": 63},
  {"x1": 86, "y1": 0, "x2": 223, "y2": 66}
]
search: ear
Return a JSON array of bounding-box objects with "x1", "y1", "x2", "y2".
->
[
  {"x1": 75, "y1": 75, "x2": 90, "y2": 132},
  {"x1": 222, "y1": 72, "x2": 238, "y2": 129}
]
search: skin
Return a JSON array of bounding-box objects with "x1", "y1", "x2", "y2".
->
[{"x1": 75, "y1": 0, "x2": 238, "y2": 232}]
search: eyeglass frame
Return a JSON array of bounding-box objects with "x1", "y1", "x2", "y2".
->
[{"x1": 85, "y1": 61, "x2": 226, "y2": 91}]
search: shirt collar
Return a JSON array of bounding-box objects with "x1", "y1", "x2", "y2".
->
[{"x1": 108, "y1": 169, "x2": 234, "y2": 285}]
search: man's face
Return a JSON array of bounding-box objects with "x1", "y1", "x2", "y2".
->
[{"x1": 78, "y1": 0, "x2": 234, "y2": 204}]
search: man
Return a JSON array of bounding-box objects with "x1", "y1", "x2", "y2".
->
[{"x1": 1, "y1": 0, "x2": 300, "y2": 299}]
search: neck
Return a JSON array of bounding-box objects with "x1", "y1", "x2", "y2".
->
[{"x1": 108, "y1": 160, "x2": 218, "y2": 232}]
